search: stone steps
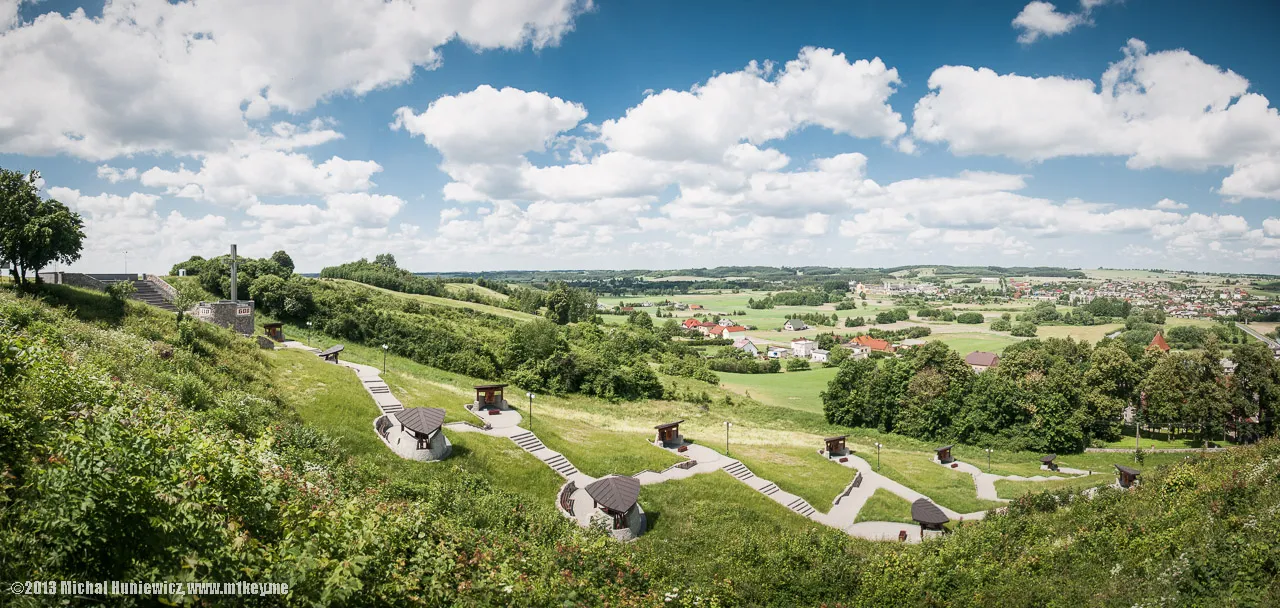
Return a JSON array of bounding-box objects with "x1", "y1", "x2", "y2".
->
[
  {"x1": 723, "y1": 461, "x2": 755, "y2": 481},
  {"x1": 785, "y1": 497, "x2": 817, "y2": 518},
  {"x1": 511, "y1": 431, "x2": 546, "y2": 452},
  {"x1": 543, "y1": 453, "x2": 578, "y2": 478},
  {"x1": 760, "y1": 482, "x2": 780, "y2": 496}
]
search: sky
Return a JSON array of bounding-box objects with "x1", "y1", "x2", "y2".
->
[{"x1": 2, "y1": 0, "x2": 1279, "y2": 274}]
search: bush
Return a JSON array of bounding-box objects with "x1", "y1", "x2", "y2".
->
[
  {"x1": 1011, "y1": 321, "x2": 1038, "y2": 337},
  {"x1": 990, "y1": 318, "x2": 1012, "y2": 332},
  {"x1": 956, "y1": 311, "x2": 984, "y2": 324},
  {"x1": 785, "y1": 358, "x2": 811, "y2": 371}
]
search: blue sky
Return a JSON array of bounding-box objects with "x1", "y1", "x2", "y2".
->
[{"x1": 2, "y1": 0, "x2": 1278, "y2": 273}]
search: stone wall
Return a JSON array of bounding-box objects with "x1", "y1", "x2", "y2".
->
[
  {"x1": 193, "y1": 300, "x2": 255, "y2": 336},
  {"x1": 36, "y1": 272, "x2": 107, "y2": 291}
]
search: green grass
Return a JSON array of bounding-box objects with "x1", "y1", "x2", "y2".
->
[
  {"x1": 529, "y1": 413, "x2": 683, "y2": 477},
  {"x1": 1101, "y1": 425, "x2": 1240, "y2": 449},
  {"x1": 926, "y1": 333, "x2": 1021, "y2": 355},
  {"x1": 328, "y1": 278, "x2": 538, "y2": 321},
  {"x1": 1033, "y1": 323, "x2": 1125, "y2": 343},
  {"x1": 269, "y1": 349, "x2": 562, "y2": 504},
  {"x1": 854, "y1": 489, "x2": 915, "y2": 524},
  {"x1": 729, "y1": 444, "x2": 858, "y2": 513},
  {"x1": 636, "y1": 471, "x2": 830, "y2": 582},
  {"x1": 717, "y1": 366, "x2": 838, "y2": 414},
  {"x1": 442, "y1": 282, "x2": 509, "y2": 301},
  {"x1": 874, "y1": 449, "x2": 1003, "y2": 514},
  {"x1": 994, "y1": 474, "x2": 1112, "y2": 500}
]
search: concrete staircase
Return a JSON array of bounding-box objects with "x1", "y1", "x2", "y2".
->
[
  {"x1": 512, "y1": 431, "x2": 546, "y2": 452},
  {"x1": 543, "y1": 453, "x2": 579, "y2": 478},
  {"x1": 785, "y1": 497, "x2": 817, "y2": 518},
  {"x1": 723, "y1": 461, "x2": 755, "y2": 481},
  {"x1": 96, "y1": 277, "x2": 177, "y2": 312}
]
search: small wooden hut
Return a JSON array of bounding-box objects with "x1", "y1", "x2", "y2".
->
[
  {"x1": 934, "y1": 445, "x2": 954, "y2": 464},
  {"x1": 585, "y1": 475, "x2": 642, "y2": 531},
  {"x1": 395, "y1": 407, "x2": 447, "y2": 451},
  {"x1": 824, "y1": 435, "x2": 849, "y2": 457},
  {"x1": 911, "y1": 498, "x2": 949, "y2": 537},
  {"x1": 1041, "y1": 454, "x2": 1059, "y2": 472},
  {"x1": 263, "y1": 322, "x2": 285, "y2": 342},
  {"x1": 654, "y1": 420, "x2": 684, "y2": 447},
  {"x1": 1115, "y1": 464, "x2": 1141, "y2": 488},
  {"x1": 473, "y1": 384, "x2": 508, "y2": 410}
]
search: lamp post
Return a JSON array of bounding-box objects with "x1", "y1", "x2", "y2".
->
[
  {"x1": 123, "y1": 250, "x2": 128, "y2": 275},
  {"x1": 875, "y1": 442, "x2": 882, "y2": 471},
  {"x1": 306, "y1": 321, "x2": 312, "y2": 346},
  {"x1": 381, "y1": 344, "x2": 388, "y2": 372},
  {"x1": 526, "y1": 392, "x2": 535, "y2": 431},
  {"x1": 985, "y1": 448, "x2": 993, "y2": 473},
  {"x1": 724, "y1": 421, "x2": 732, "y2": 456}
]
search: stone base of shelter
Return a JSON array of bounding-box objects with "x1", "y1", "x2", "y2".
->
[
  {"x1": 589, "y1": 505, "x2": 646, "y2": 541},
  {"x1": 468, "y1": 399, "x2": 510, "y2": 411},
  {"x1": 654, "y1": 434, "x2": 686, "y2": 448},
  {"x1": 374, "y1": 416, "x2": 451, "y2": 462}
]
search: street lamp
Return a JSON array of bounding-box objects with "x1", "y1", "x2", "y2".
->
[
  {"x1": 724, "y1": 421, "x2": 732, "y2": 456},
  {"x1": 875, "y1": 442, "x2": 882, "y2": 471},
  {"x1": 381, "y1": 344, "x2": 388, "y2": 372},
  {"x1": 526, "y1": 392, "x2": 535, "y2": 431},
  {"x1": 123, "y1": 250, "x2": 128, "y2": 275},
  {"x1": 985, "y1": 448, "x2": 993, "y2": 473},
  {"x1": 305, "y1": 321, "x2": 313, "y2": 346}
]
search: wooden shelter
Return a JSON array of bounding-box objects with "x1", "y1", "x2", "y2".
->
[
  {"x1": 474, "y1": 384, "x2": 507, "y2": 409},
  {"x1": 935, "y1": 445, "x2": 954, "y2": 464},
  {"x1": 585, "y1": 475, "x2": 642, "y2": 530},
  {"x1": 1041, "y1": 454, "x2": 1058, "y2": 471},
  {"x1": 263, "y1": 322, "x2": 285, "y2": 342},
  {"x1": 317, "y1": 344, "x2": 344, "y2": 363},
  {"x1": 911, "y1": 498, "x2": 949, "y2": 536},
  {"x1": 824, "y1": 435, "x2": 849, "y2": 457},
  {"x1": 1115, "y1": 464, "x2": 1141, "y2": 488},
  {"x1": 654, "y1": 420, "x2": 684, "y2": 447},
  {"x1": 395, "y1": 407, "x2": 446, "y2": 451}
]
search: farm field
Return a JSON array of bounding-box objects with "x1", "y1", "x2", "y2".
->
[
  {"x1": 718, "y1": 366, "x2": 838, "y2": 413},
  {"x1": 926, "y1": 332, "x2": 1021, "y2": 355},
  {"x1": 1033, "y1": 323, "x2": 1125, "y2": 343}
]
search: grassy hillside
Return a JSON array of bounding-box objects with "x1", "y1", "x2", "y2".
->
[{"x1": 4, "y1": 284, "x2": 1278, "y2": 606}]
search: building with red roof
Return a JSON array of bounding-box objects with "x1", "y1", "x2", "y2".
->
[{"x1": 1147, "y1": 331, "x2": 1170, "y2": 352}]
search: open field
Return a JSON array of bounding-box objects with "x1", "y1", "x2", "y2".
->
[
  {"x1": 729, "y1": 444, "x2": 858, "y2": 513},
  {"x1": 329, "y1": 278, "x2": 538, "y2": 321},
  {"x1": 1033, "y1": 323, "x2": 1125, "y2": 343},
  {"x1": 854, "y1": 489, "x2": 915, "y2": 524},
  {"x1": 718, "y1": 367, "x2": 838, "y2": 414},
  {"x1": 873, "y1": 448, "x2": 1003, "y2": 514},
  {"x1": 926, "y1": 332, "x2": 1020, "y2": 355},
  {"x1": 530, "y1": 414, "x2": 684, "y2": 477},
  {"x1": 442, "y1": 282, "x2": 509, "y2": 301}
]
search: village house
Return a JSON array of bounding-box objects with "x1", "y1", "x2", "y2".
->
[
  {"x1": 696, "y1": 321, "x2": 719, "y2": 336},
  {"x1": 682, "y1": 318, "x2": 702, "y2": 330},
  {"x1": 717, "y1": 318, "x2": 737, "y2": 327},
  {"x1": 791, "y1": 338, "x2": 817, "y2": 357},
  {"x1": 767, "y1": 346, "x2": 791, "y2": 359},
  {"x1": 844, "y1": 343, "x2": 871, "y2": 359},
  {"x1": 733, "y1": 338, "x2": 759, "y2": 356},
  {"x1": 964, "y1": 351, "x2": 1000, "y2": 373},
  {"x1": 853, "y1": 335, "x2": 893, "y2": 354},
  {"x1": 709, "y1": 325, "x2": 748, "y2": 340},
  {"x1": 810, "y1": 348, "x2": 830, "y2": 363},
  {"x1": 783, "y1": 319, "x2": 809, "y2": 331}
]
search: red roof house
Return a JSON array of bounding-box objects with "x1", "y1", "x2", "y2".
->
[
  {"x1": 854, "y1": 335, "x2": 894, "y2": 353},
  {"x1": 682, "y1": 318, "x2": 702, "y2": 329}
]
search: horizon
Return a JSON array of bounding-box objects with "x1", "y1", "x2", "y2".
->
[{"x1": 3, "y1": 0, "x2": 1279, "y2": 275}]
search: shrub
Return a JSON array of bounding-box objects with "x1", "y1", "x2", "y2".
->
[
  {"x1": 956, "y1": 311, "x2": 984, "y2": 324},
  {"x1": 1011, "y1": 321, "x2": 1038, "y2": 337},
  {"x1": 990, "y1": 318, "x2": 1012, "y2": 332},
  {"x1": 785, "y1": 358, "x2": 811, "y2": 371}
]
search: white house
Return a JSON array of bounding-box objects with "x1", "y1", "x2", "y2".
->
[
  {"x1": 717, "y1": 318, "x2": 736, "y2": 327},
  {"x1": 790, "y1": 338, "x2": 817, "y2": 357},
  {"x1": 767, "y1": 346, "x2": 791, "y2": 359},
  {"x1": 783, "y1": 319, "x2": 809, "y2": 331},
  {"x1": 733, "y1": 338, "x2": 759, "y2": 357},
  {"x1": 810, "y1": 348, "x2": 830, "y2": 363},
  {"x1": 845, "y1": 344, "x2": 870, "y2": 359}
]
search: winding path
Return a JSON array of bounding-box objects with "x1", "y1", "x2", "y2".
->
[{"x1": 284, "y1": 342, "x2": 1095, "y2": 543}]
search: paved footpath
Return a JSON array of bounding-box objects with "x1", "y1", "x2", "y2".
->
[{"x1": 284, "y1": 341, "x2": 1100, "y2": 543}]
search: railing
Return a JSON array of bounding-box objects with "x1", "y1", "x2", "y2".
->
[
  {"x1": 833, "y1": 473, "x2": 862, "y2": 506},
  {"x1": 375, "y1": 416, "x2": 392, "y2": 440},
  {"x1": 559, "y1": 481, "x2": 577, "y2": 515}
]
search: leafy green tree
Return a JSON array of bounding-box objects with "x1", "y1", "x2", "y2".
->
[
  {"x1": 373, "y1": 253, "x2": 397, "y2": 268},
  {"x1": 1011, "y1": 321, "x2": 1038, "y2": 337},
  {"x1": 1082, "y1": 345, "x2": 1139, "y2": 442},
  {"x1": 270, "y1": 250, "x2": 295, "y2": 274},
  {"x1": 786, "y1": 358, "x2": 811, "y2": 371},
  {"x1": 1230, "y1": 341, "x2": 1280, "y2": 437},
  {"x1": 990, "y1": 318, "x2": 1012, "y2": 332},
  {"x1": 956, "y1": 312, "x2": 984, "y2": 324},
  {"x1": 0, "y1": 169, "x2": 85, "y2": 287}
]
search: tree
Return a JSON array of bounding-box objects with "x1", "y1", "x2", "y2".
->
[
  {"x1": 373, "y1": 253, "x2": 397, "y2": 268},
  {"x1": 786, "y1": 358, "x2": 811, "y2": 371},
  {"x1": 990, "y1": 318, "x2": 1012, "y2": 332},
  {"x1": 956, "y1": 312, "x2": 984, "y2": 324},
  {"x1": 1011, "y1": 322, "x2": 1038, "y2": 337},
  {"x1": 0, "y1": 169, "x2": 85, "y2": 287},
  {"x1": 270, "y1": 250, "x2": 295, "y2": 274},
  {"x1": 1230, "y1": 341, "x2": 1280, "y2": 438},
  {"x1": 1082, "y1": 345, "x2": 1140, "y2": 442}
]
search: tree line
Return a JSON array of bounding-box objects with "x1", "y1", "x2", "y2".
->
[{"x1": 822, "y1": 337, "x2": 1279, "y2": 453}]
